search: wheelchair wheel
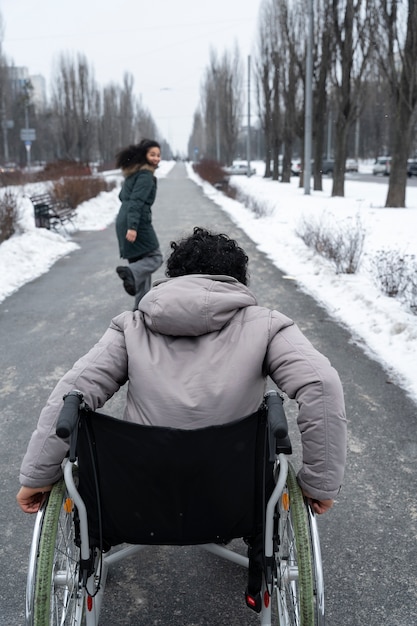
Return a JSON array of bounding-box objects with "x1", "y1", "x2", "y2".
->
[
  {"x1": 26, "y1": 478, "x2": 86, "y2": 625},
  {"x1": 274, "y1": 461, "x2": 325, "y2": 625}
]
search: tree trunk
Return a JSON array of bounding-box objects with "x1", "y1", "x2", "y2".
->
[
  {"x1": 385, "y1": 99, "x2": 413, "y2": 207},
  {"x1": 384, "y1": 0, "x2": 417, "y2": 207},
  {"x1": 313, "y1": 7, "x2": 332, "y2": 192},
  {"x1": 313, "y1": 91, "x2": 326, "y2": 191},
  {"x1": 331, "y1": 113, "x2": 348, "y2": 197},
  {"x1": 264, "y1": 117, "x2": 272, "y2": 178}
]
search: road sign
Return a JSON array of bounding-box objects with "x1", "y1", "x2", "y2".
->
[{"x1": 20, "y1": 128, "x2": 36, "y2": 141}]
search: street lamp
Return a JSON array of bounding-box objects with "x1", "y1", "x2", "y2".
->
[
  {"x1": 304, "y1": 0, "x2": 313, "y2": 194},
  {"x1": 246, "y1": 55, "x2": 252, "y2": 177},
  {"x1": 20, "y1": 80, "x2": 36, "y2": 172}
]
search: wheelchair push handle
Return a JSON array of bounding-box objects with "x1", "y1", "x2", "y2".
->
[
  {"x1": 265, "y1": 390, "x2": 288, "y2": 439},
  {"x1": 56, "y1": 390, "x2": 84, "y2": 439}
]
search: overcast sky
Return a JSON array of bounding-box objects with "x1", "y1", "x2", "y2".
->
[{"x1": 1, "y1": 0, "x2": 263, "y2": 154}]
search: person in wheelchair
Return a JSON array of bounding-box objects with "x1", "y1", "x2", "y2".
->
[{"x1": 17, "y1": 226, "x2": 346, "y2": 517}]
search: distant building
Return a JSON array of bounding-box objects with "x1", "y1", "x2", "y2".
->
[
  {"x1": 7, "y1": 66, "x2": 47, "y2": 111},
  {"x1": 7, "y1": 66, "x2": 30, "y2": 100},
  {"x1": 29, "y1": 75, "x2": 47, "y2": 111}
]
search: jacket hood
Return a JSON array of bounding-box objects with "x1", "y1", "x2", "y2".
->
[
  {"x1": 139, "y1": 275, "x2": 257, "y2": 337},
  {"x1": 122, "y1": 163, "x2": 156, "y2": 177}
]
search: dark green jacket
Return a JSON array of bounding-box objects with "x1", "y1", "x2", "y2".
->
[{"x1": 115, "y1": 169, "x2": 159, "y2": 259}]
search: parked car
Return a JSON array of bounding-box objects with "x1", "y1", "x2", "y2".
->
[
  {"x1": 223, "y1": 162, "x2": 256, "y2": 176},
  {"x1": 291, "y1": 158, "x2": 334, "y2": 176},
  {"x1": 321, "y1": 159, "x2": 334, "y2": 175},
  {"x1": 0, "y1": 162, "x2": 18, "y2": 173},
  {"x1": 345, "y1": 158, "x2": 359, "y2": 173},
  {"x1": 372, "y1": 156, "x2": 391, "y2": 176},
  {"x1": 291, "y1": 160, "x2": 302, "y2": 176},
  {"x1": 407, "y1": 159, "x2": 417, "y2": 177}
]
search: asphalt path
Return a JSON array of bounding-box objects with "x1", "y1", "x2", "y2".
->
[{"x1": 1, "y1": 162, "x2": 417, "y2": 625}]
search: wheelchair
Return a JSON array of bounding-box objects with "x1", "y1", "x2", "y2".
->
[{"x1": 25, "y1": 389, "x2": 325, "y2": 625}]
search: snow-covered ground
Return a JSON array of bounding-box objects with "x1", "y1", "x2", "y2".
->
[
  {"x1": 0, "y1": 161, "x2": 174, "y2": 303},
  {"x1": 1, "y1": 159, "x2": 417, "y2": 405},
  {"x1": 187, "y1": 161, "x2": 417, "y2": 405}
]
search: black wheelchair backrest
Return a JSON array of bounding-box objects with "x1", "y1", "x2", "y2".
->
[{"x1": 76, "y1": 408, "x2": 271, "y2": 548}]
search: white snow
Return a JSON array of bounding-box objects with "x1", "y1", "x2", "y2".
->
[{"x1": 187, "y1": 161, "x2": 417, "y2": 405}]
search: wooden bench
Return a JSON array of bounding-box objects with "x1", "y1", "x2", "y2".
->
[{"x1": 30, "y1": 192, "x2": 76, "y2": 232}]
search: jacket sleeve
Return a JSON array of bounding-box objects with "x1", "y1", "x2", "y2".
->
[
  {"x1": 126, "y1": 173, "x2": 154, "y2": 231},
  {"x1": 19, "y1": 318, "x2": 129, "y2": 488},
  {"x1": 266, "y1": 315, "x2": 347, "y2": 501}
]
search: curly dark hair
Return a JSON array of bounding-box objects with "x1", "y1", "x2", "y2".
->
[
  {"x1": 166, "y1": 227, "x2": 249, "y2": 285},
  {"x1": 115, "y1": 139, "x2": 161, "y2": 169}
]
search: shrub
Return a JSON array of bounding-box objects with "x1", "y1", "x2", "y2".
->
[
  {"x1": 369, "y1": 250, "x2": 412, "y2": 298},
  {"x1": 0, "y1": 190, "x2": 19, "y2": 243},
  {"x1": 51, "y1": 176, "x2": 116, "y2": 209},
  {"x1": 370, "y1": 250, "x2": 417, "y2": 314},
  {"x1": 296, "y1": 214, "x2": 365, "y2": 274},
  {"x1": 192, "y1": 159, "x2": 226, "y2": 187},
  {"x1": 192, "y1": 160, "x2": 270, "y2": 217},
  {"x1": 0, "y1": 169, "x2": 25, "y2": 187},
  {"x1": 403, "y1": 274, "x2": 417, "y2": 314},
  {"x1": 233, "y1": 189, "x2": 272, "y2": 218},
  {"x1": 34, "y1": 160, "x2": 92, "y2": 182}
]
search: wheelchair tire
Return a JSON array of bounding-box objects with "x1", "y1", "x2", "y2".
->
[
  {"x1": 274, "y1": 461, "x2": 325, "y2": 625},
  {"x1": 26, "y1": 478, "x2": 86, "y2": 626}
]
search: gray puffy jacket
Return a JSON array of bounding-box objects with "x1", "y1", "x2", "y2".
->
[{"x1": 20, "y1": 275, "x2": 347, "y2": 500}]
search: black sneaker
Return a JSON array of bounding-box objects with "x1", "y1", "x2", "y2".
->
[{"x1": 116, "y1": 266, "x2": 136, "y2": 296}]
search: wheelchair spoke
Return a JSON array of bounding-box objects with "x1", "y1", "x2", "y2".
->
[
  {"x1": 270, "y1": 461, "x2": 323, "y2": 626},
  {"x1": 51, "y1": 501, "x2": 83, "y2": 625},
  {"x1": 276, "y1": 504, "x2": 302, "y2": 625},
  {"x1": 27, "y1": 478, "x2": 87, "y2": 626}
]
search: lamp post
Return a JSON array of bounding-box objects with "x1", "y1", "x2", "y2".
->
[
  {"x1": 304, "y1": 0, "x2": 313, "y2": 194},
  {"x1": 1, "y1": 101, "x2": 13, "y2": 162},
  {"x1": 20, "y1": 80, "x2": 36, "y2": 172},
  {"x1": 246, "y1": 55, "x2": 252, "y2": 176},
  {"x1": 212, "y1": 69, "x2": 221, "y2": 163}
]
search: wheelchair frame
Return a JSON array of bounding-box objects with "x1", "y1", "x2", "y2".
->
[{"x1": 25, "y1": 391, "x2": 325, "y2": 626}]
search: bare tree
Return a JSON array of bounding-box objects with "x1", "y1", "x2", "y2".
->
[
  {"x1": 374, "y1": 0, "x2": 417, "y2": 207},
  {"x1": 136, "y1": 102, "x2": 159, "y2": 143},
  {"x1": 200, "y1": 61, "x2": 218, "y2": 160},
  {"x1": 311, "y1": 0, "x2": 333, "y2": 190},
  {"x1": 51, "y1": 52, "x2": 99, "y2": 162},
  {"x1": 0, "y1": 13, "x2": 12, "y2": 164},
  {"x1": 119, "y1": 73, "x2": 136, "y2": 148},
  {"x1": 97, "y1": 74, "x2": 159, "y2": 166},
  {"x1": 255, "y1": 0, "x2": 332, "y2": 188},
  {"x1": 98, "y1": 83, "x2": 122, "y2": 164},
  {"x1": 254, "y1": 0, "x2": 293, "y2": 181},
  {"x1": 0, "y1": 20, "x2": 162, "y2": 168},
  {"x1": 200, "y1": 46, "x2": 244, "y2": 164},
  {"x1": 254, "y1": 0, "x2": 275, "y2": 177},
  {"x1": 329, "y1": 0, "x2": 373, "y2": 197},
  {"x1": 222, "y1": 45, "x2": 244, "y2": 165},
  {"x1": 188, "y1": 109, "x2": 205, "y2": 160},
  {"x1": 278, "y1": 0, "x2": 304, "y2": 183},
  {"x1": 357, "y1": 68, "x2": 392, "y2": 157},
  {"x1": 76, "y1": 56, "x2": 98, "y2": 163},
  {"x1": 291, "y1": 0, "x2": 335, "y2": 190},
  {"x1": 270, "y1": 47, "x2": 282, "y2": 181}
]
